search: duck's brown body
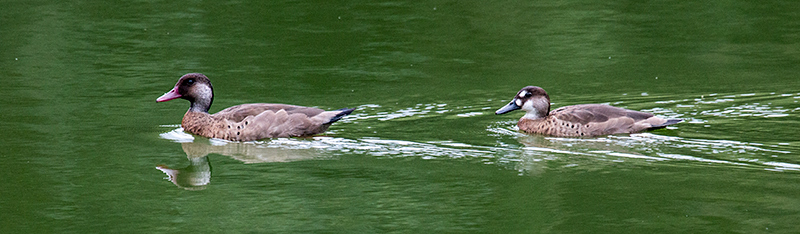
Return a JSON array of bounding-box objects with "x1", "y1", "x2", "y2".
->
[
  {"x1": 496, "y1": 86, "x2": 681, "y2": 137},
  {"x1": 158, "y1": 73, "x2": 354, "y2": 141},
  {"x1": 181, "y1": 104, "x2": 347, "y2": 141},
  {"x1": 517, "y1": 104, "x2": 676, "y2": 137}
]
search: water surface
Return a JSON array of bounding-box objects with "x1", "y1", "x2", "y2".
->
[{"x1": 2, "y1": 1, "x2": 799, "y2": 233}]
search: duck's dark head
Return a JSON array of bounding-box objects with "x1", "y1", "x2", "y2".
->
[
  {"x1": 495, "y1": 86, "x2": 551, "y2": 119},
  {"x1": 157, "y1": 73, "x2": 214, "y2": 113}
]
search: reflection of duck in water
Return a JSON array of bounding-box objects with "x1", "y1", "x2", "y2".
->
[
  {"x1": 157, "y1": 137, "x2": 326, "y2": 190},
  {"x1": 157, "y1": 156, "x2": 211, "y2": 191}
]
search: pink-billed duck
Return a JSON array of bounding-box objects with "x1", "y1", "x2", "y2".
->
[
  {"x1": 157, "y1": 73, "x2": 355, "y2": 141},
  {"x1": 495, "y1": 86, "x2": 681, "y2": 137}
]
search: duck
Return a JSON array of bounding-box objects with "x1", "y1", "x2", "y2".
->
[
  {"x1": 156, "y1": 73, "x2": 355, "y2": 141},
  {"x1": 495, "y1": 86, "x2": 681, "y2": 137}
]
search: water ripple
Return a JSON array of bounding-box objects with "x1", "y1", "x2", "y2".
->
[{"x1": 161, "y1": 125, "x2": 798, "y2": 174}]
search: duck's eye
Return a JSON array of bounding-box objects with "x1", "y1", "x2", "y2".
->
[
  {"x1": 520, "y1": 92, "x2": 531, "y2": 98},
  {"x1": 186, "y1": 79, "x2": 195, "y2": 85}
]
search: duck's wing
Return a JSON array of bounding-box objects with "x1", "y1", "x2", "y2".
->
[
  {"x1": 552, "y1": 104, "x2": 651, "y2": 123},
  {"x1": 551, "y1": 104, "x2": 674, "y2": 135},
  {"x1": 210, "y1": 104, "x2": 354, "y2": 140}
]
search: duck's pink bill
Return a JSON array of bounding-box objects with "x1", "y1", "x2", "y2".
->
[{"x1": 156, "y1": 87, "x2": 182, "y2": 102}]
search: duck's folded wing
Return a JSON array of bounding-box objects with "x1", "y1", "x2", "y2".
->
[
  {"x1": 555, "y1": 104, "x2": 653, "y2": 123},
  {"x1": 212, "y1": 104, "x2": 353, "y2": 141},
  {"x1": 553, "y1": 104, "x2": 666, "y2": 135}
]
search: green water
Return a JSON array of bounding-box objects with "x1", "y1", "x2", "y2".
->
[{"x1": 2, "y1": 1, "x2": 799, "y2": 233}]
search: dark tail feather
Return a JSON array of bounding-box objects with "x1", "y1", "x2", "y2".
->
[
  {"x1": 324, "y1": 108, "x2": 356, "y2": 124},
  {"x1": 649, "y1": 119, "x2": 683, "y2": 129}
]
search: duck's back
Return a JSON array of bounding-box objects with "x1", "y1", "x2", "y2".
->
[{"x1": 213, "y1": 103, "x2": 326, "y2": 122}]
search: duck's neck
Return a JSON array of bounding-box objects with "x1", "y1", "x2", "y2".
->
[
  {"x1": 188, "y1": 94, "x2": 213, "y2": 113},
  {"x1": 189, "y1": 85, "x2": 214, "y2": 113},
  {"x1": 189, "y1": 99, "x2": 211, "y2": 113}
]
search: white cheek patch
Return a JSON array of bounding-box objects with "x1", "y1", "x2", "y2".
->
[
  {"x1": 518, "y1": 91, "x2": 528, "y2": 98},
  {"x1": 521, "y1": 99, "x2": 534, "y2": 111},
  {"x1": 515, "y1": 99, "x2": 523, "y2": 107},
  {"x1": 520, "y1": 101, "x2": 540, "y2": 119}
]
